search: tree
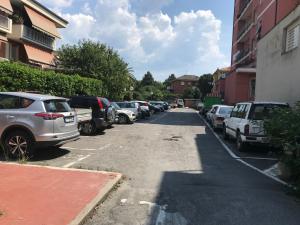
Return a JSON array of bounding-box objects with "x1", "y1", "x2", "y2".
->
[
  {"x1": 141, "y1": 71, "x2": 155, "y2": 86},
  {"x1": 182, "y1": 87, "x2": 201, "y2": 99},
  {"x1": 198, "y1": 74, "x2": 213, "y2": 100},
  {"x1": 163, "y1": 74, "x2": 176, "y2": 87},
  {"x1": 57, "y1": 40, "x2": 133, "y2": 100}
]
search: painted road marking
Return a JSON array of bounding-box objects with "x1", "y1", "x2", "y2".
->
[
  {"x1": 139, "y1": 201, "x2": 187, "y2": 225},
  {"x1": 196, "y1": 112, "x2": 288, "y2": 186},
  {"x1": 98, "y1": 144, "x2": 111, "y2": 150},
  {"x1": 62, "y1": 155, "x2": 91, "y2": 168}
]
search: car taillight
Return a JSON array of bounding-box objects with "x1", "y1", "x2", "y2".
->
[
  {"x1": 34, "y1": 113, "x2": 64, "y2": 120},
  {"x1": 145, "y1": 102, "x2": 149, "y2": 106},
  {"x1": 97, "y1": 98, "x2": 104, "y2": 109},
  {"x1": 244, "y1": 124, "x2": 250, "y2": 136},
  {"x1": 216, "y1": 117, "x2": 224, "y2": 121}
]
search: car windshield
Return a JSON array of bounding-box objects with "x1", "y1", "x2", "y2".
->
[
  {"x1": 111, "y1": 102, "x2": 121, "y2": 110},
  {"x1": 248, "y1": 104, "x2": 288, "y2": 120},
  {"x1": 219, "y1": 107, "x2": 233, "y2": 115}
]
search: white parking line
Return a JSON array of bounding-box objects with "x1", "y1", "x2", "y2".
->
[
  {"x1": 62, "y1": 155, "x2": 91, "y2": 168},
  {"x1": 196, "y1": 112, "x2": 288, "y2": 186},
  {"x1": 98, "y1": 144, "x2": 111, "y2": 150}
]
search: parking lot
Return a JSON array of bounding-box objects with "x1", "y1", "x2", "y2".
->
[
  {"x1": 2, "y1": 108, "x2": 298, "y2": 225},
  {"x1": 6, "y1": 108, "x2": 277, "y2": 174}
]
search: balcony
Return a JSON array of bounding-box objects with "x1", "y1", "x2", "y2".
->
[
  {"x1": 8, "y1": 24, "x2": 55, "y2": 50},
  {"x1": 237, "y1": 0, "x2": 252, "y2": 19},
  {"x1": 237, "y1": 21, "x2": 253, "y2": 42},
  {"x1": 0, "y1": 14, "x2": 12, "y2": 33}
]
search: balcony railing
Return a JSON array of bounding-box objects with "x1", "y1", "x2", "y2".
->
[
  {"x1": 0, "y1": 14, "x2": 12, "y2": 33},
  {"x1": 237, "y1": 22, "x2": 253, "y2": 40},
  {"x1": 22, "y1": 26, "x2": 55, "y2": 50},
  {"x1": 237, "y1": 0, "x2": 251, "y2": 19}
]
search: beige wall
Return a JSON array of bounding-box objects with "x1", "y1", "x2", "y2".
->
[{"x1": 256, "y1": 6, "x2": 300, "y2": 106}]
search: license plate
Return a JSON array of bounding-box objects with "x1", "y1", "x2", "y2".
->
[{"x1": 64, "y1": 116, "x2": 74, "y2": 123}]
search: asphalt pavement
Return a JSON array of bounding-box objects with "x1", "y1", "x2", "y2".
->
[
  {"x1": 79, "y1": 108, "x2": 300, "y2": 225},
  {"x1": 3, "y1": 108, "x2": 299, "y2": 225}
]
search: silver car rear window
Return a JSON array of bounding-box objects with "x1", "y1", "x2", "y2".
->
[{"x1": 44, "y1": 100, "x2": 72, "y2": 113}]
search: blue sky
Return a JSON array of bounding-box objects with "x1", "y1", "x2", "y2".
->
[{"x1": 40, "y1": 0, "x2": 234, "y2": 81}]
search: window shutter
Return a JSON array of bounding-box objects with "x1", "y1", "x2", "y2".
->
[{"x1": 286, "y1": 25, "x2": 299, "y2": 52}]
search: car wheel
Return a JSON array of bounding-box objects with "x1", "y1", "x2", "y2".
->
[
  {"x1": 4, "y1": 131, "x2": 34, "y2": 159},
  {"x1": 119, "y1": 115, "x2": 128, "y2": 124},
  {"x1": 223, "y1": 125, "x2": 229, "y2": 140},
  {"x1": 82, "y1": 122, "x2": 96, "y2": 135},
  {"x1": 236, "y1": 133, "x2": 247, "y2": 152}
]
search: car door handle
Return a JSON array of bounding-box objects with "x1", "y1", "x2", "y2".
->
[{"x1": 7, "y1": 115, "x2": 15, "y2": 119}]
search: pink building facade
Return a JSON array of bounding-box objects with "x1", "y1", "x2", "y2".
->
[{"x1": 226, "y1": 0, "x2": 300, "y2": 105}]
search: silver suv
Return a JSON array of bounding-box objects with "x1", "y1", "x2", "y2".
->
[{"x1": 0, "y1": 92, "x2": 80, "y2": 158}]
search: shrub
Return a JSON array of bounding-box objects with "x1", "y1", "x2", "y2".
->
[
  {"x1": 264, "y1": 103, "x2": 300, "y2": 194},
  {"x1": 0, "y1": 62, "x2": 103, "y2": 97}
]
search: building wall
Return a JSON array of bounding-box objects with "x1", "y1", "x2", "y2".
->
[
  {"x1": 170, "y1": 80, "x2": 198, "y2": 95},
  {"x1": 256, "y1": 5, "x2": 300, "y2": 106},
  {"x1": 226, "y1": 0, "x2": 300, "y2": 105}
]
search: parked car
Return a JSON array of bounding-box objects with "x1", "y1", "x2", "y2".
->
[
  {"x1": 177, "y1": 99, "x2": 184, "y2": 108},
  {"x1": 162, "y1": 102, "x2": 170, "y2": 110},
  {"x1": 170, "y1": 102, "x2": 178, "y2": 108},
  {"x1": 0, "y1": 92, "x2": 80, "y2": 158},
  {"x1": 111, "y1": 102, "x2": 136, "y2": 124},
  {"x1": 69, "y1": 96, "x2": 116, "y2": 133},
  {"x1": 202, "y1": 96, "x2": 222, "y2": 116},
  {"x1": 116, "y1": 102, "x2": 142, "y2": 119},
  {"x1": 149, "y1": 101, "x2": 165, "y2": 112},
  {"x1": 72, "y1": 107, "x2": 93, "y2": 135},
  {"x1": 208, "y1": 105, "x2": 233, "y2": 130},
  {"x1": 132, "y1": 101, "x2": 151, "y2": 118},
  {"x1": 223, "y1": 102, "x2": 289, "y2": 151},
  {"x1": 148, "y1": 103, "x2": 161, "y2": 114}
]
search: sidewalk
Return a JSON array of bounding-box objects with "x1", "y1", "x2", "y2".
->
[{"x1": 0, "y1": 163, "x2": 122, "y2": 225}]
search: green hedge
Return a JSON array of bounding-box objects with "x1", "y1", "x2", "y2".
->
[{"x1": 0, "y1": 62, "x2": 103, "y2": 97}]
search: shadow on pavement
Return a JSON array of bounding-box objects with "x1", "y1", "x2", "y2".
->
[
  {"x1": 30, "y1": 147, "x2": 70, "y2": 162},
  {"x1": 145, "y1": 118, "x2": 300, "y2": 225}
]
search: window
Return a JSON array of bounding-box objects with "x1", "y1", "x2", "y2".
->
[
  {"x1": 219, "y1": 107, "x2": 233, "y2": 116},
  {"x1": 231, "y1": 105, "x2": 240, "y2": 118},
  {"x1": 249, "y1": 104, "x2": 288, "y2": 120},
  {"x1": 180, "y1": 81, "x2": 185, "y2": 86},
  {"x1": 0, "y1": 94, "x2": 20, "y2": 109},
  {"x1": 285, "y1": 24, "x2": 299, "y2": 52},
  {"x1": 237, "y1": 104, "x2": 246, "y2": 118},
  {"x1": 44, "y1": 100, "x2": 71, "y2": 112}
]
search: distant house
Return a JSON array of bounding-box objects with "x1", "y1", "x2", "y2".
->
[{"x1": 170, "y1": 75, "x2": 199, "y2": 95}]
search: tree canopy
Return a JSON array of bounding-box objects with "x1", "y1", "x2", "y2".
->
[
  {"x1": 198, "y1": 74, "x2": 213, "y2": 100},
  {"x1": 57, "y1": 40, "x2": 134, "y2": 100}
]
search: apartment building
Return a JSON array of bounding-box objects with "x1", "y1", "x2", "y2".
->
[
  {"x1": 170, "y1": 75, "x2": 199, "y2": 95},
  {"x1": 226, "y1": 0, "x2": 300, "y2": 105},
  {"x1": 256, "y1": 4, "x2": 300, "y2": 106},
  {"x1": 0, "y1": 0, "x2": 68, "y2": 67},
  {"x1": 211, "y1": 67, "x2": 231, "y2": 100}
]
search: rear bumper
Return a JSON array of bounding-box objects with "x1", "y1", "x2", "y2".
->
[
  {"x1": 241, "y1": 134, "x2": 269, "y2": 144},
  {"x1": 94, "y1": 118, "x2": 107, "y2": 130},
  {"x1": 35, "y1": 133, "x2": 80, "y2": 148}
]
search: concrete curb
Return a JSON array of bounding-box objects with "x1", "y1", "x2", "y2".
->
[{"x1": 69, "y1": 172, "x2": 122, "y2": 225}]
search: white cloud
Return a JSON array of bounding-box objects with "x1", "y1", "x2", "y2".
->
[
  {"x1": 54, "y1": 0, "x2": 226, "y2": 80},
  {"x1": 40, "y1": 0, "x2": 73, "y2": 9}
]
